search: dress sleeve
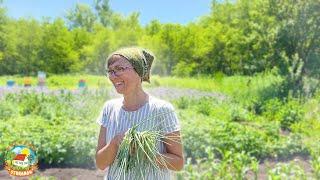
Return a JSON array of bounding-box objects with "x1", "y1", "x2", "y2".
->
[
  {"x1": 159, "y1": 102, "x2": 181, "y2": 134},
  {"x1": 96, "y1": 102, "x2": 110, "y2": 128}
]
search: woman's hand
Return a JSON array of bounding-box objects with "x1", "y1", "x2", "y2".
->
[
  {"x1": 95, "y1": 127, "x2": 126, "y2": 170},
  {"x1": 110, "y1": 132, "x2": 126, "y2": 148},
  {"x1": 156, "y1": 131, "x2": 184, "y2": 171}
]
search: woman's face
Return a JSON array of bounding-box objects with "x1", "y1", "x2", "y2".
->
[{"x1": 107, "y1": 55, "x2": 142, "y2": 95}]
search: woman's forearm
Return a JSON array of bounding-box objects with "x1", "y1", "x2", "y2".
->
[
  {"x1": 95, "y1": 142, "x2": 118, "y2": 170},
  {"x1": 156, "y1": 153, "x2": 184, "y2": 171}
]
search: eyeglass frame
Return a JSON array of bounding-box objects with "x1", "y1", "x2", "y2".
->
[{"x1": 105, "y1": 66, "x2": 134, "y2": 77}]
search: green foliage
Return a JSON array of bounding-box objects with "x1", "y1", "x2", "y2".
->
[
  {"x1": 278, "y1": 99, "x2": 304, "y2": 130},
  {"x1": 270, "y1": 0, "x2": 320, "y2": 97},
  {"x1": 172, "y1": 61, "x2": 196, "y2": 77},
  {"x1": 196, "y1": 97, "x2": 214, "y2": 116},
  {"x1": 1, "y1": 2, "x2": 320, "y2": 173},
  {"x1": 0, "y1": 0, "x2": 318, "y2": 85},
  {"x1": 270, "y1": 134, "x2": 308, "y2": 160},
  {"x1": 39, "y1": 19, "x2": 79, "y2": 73},
  {"x1": 174, "y1": 97, "x2": 190, "y2": 109},
  {"x1": 267, "y1": 162, "x2": 306, "y2": 180},
  {"x1": 263, "y1": 98, "x2": 304, "y2": 131},
  {"x1": 178, "y1": 148, "x2": 259, "y2": 179},
  {"x1": 310, "y1": 148, "x2": 320, "y2": 179},
  {"x1": 182, "y1": 114, "x2": 269, "y2": 159},
  {"x1": 179, "y1": 95, "x2": 309, "y2": 164},
  {"x1": 262, "y1": 98, "x2": 283, "y2": 121},
  {"x1": 230, "y1": 104, "x2": 250, "y2": 122},
  {"x1": 65, "y1": 3, "x2": 97, "y2": 31},
  {"x1": 0, "y1": 90, "x2": 108, "y2": 167},
  {"x1": 94, "y1": 0, "x2": 113, "y2": 27},
  {"x1": 0, "y1": 75, "x2": 319, "y2": 178},
  {"x1": 0, "y1": 100, "x2": 17, "y2": 120}
]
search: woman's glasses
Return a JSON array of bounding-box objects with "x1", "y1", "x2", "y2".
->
[{"x1": 106, "y1": 66, "x2": 133, "y2": 77}]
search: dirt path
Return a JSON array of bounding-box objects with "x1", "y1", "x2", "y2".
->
[
  {"x1": 109, "y1": 87, "x2": 227, "y2": 100},
  {"x1": 0, "y1": 86, "x2": 227, "y2": 101}
]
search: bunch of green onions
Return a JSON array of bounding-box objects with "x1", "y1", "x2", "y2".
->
[{"x1": 110, "y1": 113, "x2": 176, "y2": 180}]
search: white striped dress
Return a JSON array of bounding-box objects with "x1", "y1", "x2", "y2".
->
[{"x1": 96, "y1": 96, "x2": 181, "y2": 180}]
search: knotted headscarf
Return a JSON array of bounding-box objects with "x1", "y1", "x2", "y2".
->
[{"x1": 106, "y1": 47, "x2": 154, "y2": 83}]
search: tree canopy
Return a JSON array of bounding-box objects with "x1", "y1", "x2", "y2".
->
[{"x1": 0, "y1": 0, "x2": 318, "y2": 82}]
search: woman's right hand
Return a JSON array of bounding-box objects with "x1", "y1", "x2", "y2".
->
[{"x1": 97, "y1": 127, "x2": 126, "y2": 170}]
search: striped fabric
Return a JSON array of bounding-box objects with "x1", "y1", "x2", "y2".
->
[{"x1": 96, "y1": 96, "x2": 181, "y2": 180}]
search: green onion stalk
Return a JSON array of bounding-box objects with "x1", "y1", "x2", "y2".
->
[{"x1": 109, "y1": 112, "x2": 179, "y2": 180}]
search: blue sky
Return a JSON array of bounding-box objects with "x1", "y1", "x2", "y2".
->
[{"x1": 2, "y1": 0, "x2": 212, "y2": 25}]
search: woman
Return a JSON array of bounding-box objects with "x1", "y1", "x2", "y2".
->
[{"x1": 95, "y1": 47, "x2": 184, "y2": 179}]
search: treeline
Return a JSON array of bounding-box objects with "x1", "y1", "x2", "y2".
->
[{"x1": 0, "y1": 0, "x2": 318, "y2": 79}]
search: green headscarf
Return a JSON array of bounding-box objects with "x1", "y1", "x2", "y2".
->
[{"x1": 107, "y1": 47, "x2": 154, "y2": 83}]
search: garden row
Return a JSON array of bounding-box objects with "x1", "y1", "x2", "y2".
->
[{"x1": 0, "y1": 89, "x2": 319, "y2": 178}]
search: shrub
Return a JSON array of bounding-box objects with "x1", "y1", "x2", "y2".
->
[
  {"x1": 262, "y1": 98, "x2": 304, "y2": 131},
  {"x1": 262, "y1": 98, "x2": 283, "y2": 121},
  {"x1": 279, "y1": 99, "x2": 304, "y2": 130}
]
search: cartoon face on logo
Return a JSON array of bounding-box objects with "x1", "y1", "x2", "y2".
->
[{"x1": 4, "y1": 143, "x2": 38, "y2": 177}]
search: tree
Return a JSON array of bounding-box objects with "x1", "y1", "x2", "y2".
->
[
  {"x1": 270, "y1": 0, "x2": 320, "y2": 96},
  {"x1": 145, "y1": 20, "x2": 162, "y2": 36},
  {"x1": 15, "y1": 19, "x2": 43, "y2": 75},
  {"x1": 202, "y1": 0, "x2": 278, "y2": 75},
  {"x1": 83, "y1": 24, "x2": 113, "y2": 74},
  {"x1": 0, "y1": 18, "x2": 20, "y2": 75},
  {"x1": 38, "y1": 19, "x2": 79, "y2": 73},
  {"x1": 71, "y1": 27, "x2": 93, "y2": 73},
  {"x1": 158, "y1": 24, "x2": 183, "y2": 75},
  {"x1": 94, "y1": 0, "x2": 113, "y2": 27},
  {"x1": 65, "y1": 3, "x2": 97, "y2": 32},
  {"x1": 0, "y1": 2, "x2": 7, "y2": 73}
]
